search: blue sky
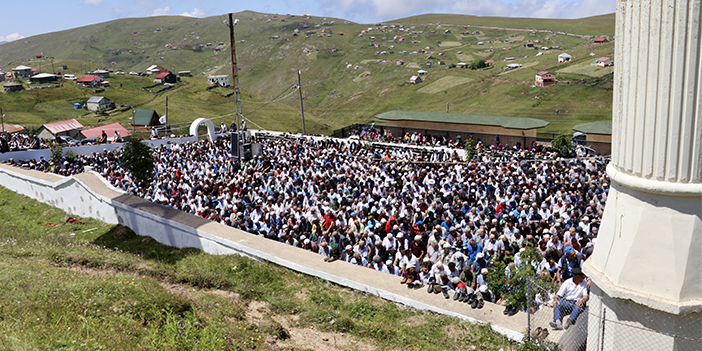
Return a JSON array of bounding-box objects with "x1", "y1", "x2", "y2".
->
[{"x1": 0, "y1": 0, "x2": 615, "y2": 42}]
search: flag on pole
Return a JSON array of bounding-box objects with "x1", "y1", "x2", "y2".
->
[{"x1": 159, "y1": 115, "x2": 167, "y2": 124}]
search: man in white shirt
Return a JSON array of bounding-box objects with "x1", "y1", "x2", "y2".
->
[{"x1": 550, "y1": 267, "x2": 589, "y2": 330}]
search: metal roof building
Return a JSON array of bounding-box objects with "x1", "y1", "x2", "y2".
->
[
  {"x1": 36, "y1": 119, "x2": 84, "y2": 140},
  {"x1": 375, "y1": 110, "x2": 550, "y2": 148},
  {"x1": 79, "y1": 122, "x2": 131, "y2": 141}
]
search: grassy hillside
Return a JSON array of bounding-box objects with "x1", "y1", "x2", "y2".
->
[{"x1": 0, "y1": 11, "x2": 615, "y2": 134}]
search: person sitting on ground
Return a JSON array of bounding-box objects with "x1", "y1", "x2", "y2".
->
[
  {"x1": 405, "y1": 266, "x2": 423, "y2": 289},
  {"x1": 384, "y1": 259, "x2": 401, "y2": 276},
  {"x1": 557, "y1": 246, "x2": 583, "y2": 285},
  {"x1": 550, "y1": 267, "x2": 589, "y2": 330},
  {"x1": 471, "y1": 268, "x2": 490, "y2": 309}
]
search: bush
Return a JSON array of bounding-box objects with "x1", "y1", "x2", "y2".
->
[{"x1": 552, "y1": 133, "x2": 574, "y2": 157}]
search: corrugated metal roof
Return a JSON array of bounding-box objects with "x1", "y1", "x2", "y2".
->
[
  {"x1": 155, "y1": 71, "x2": 171, "y2": 78},
  {"x1": 131, "y1": 109, "x2": 159, "y2": 126},
  {"x1": 80, "y1": 122, "x2": 131, "y2": 139},
  {"x1": 376, "y1": 110, "x2": 549, "y2": 130},
  {"x1": 31, "y1": 73, "x2": 58, "y2": 79},
  {"x1": 573, "y1": 121, "x2": 612, "y2": 135},
  {"x1": 77, "y1": 75, "x2": 99, "y2": 82},
  {"x1": 12, "y1": 65, "x2": 32, "y2": 70},
  {"x1": 87, "y1": 96, "x2": 107, "y2": 103},
  {"x1": 42, "y1": 119, "x2": 84, "y2": 134},
  {"x1": 0, "y1": 123, "x2": 26, "y2": 134}
]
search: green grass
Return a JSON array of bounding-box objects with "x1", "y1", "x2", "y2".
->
[
  {"x1": 557, "y1": 61, "x2": 614, "y2": 77},
  {"x1": 0, "y1": 185, "x2": 527, "y2": 350},
  {"x1": 418, "y1": 76, "x2": 474, "y2": 94},
  {"x1": 0, "y1": 12, "x2": 615, "y2": 134}
]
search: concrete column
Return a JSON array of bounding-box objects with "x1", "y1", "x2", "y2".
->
[{"x1": 584, "y1": 0, "x2": 702, "y2": 350}]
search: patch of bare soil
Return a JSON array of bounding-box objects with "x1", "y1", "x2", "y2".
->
[
  {"x1": 491, "y1": 78, "x2": 510, "y2": 86},
  {"x1": 274, "y1": 316, "x2": 376, "y2": 351},
  {"x1": 243, "y1": 298, "x2": 375, "y2": 350}
]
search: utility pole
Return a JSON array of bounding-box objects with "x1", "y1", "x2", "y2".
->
[
  {"x1": 1, "y1": 107, "x2": 5, "y2": 134},
  {"x1": 165, "y1": 96, "x2": 168, "y2": 124},
  {"x1": 298, "y1": 70, "x2": 306, "y2": 135},
  {"x1": 228, "y1": 13, "x2": 242, "y2": 130},
  {"x1": 446, "y1": 102, "x2": 449, "y2": 113}
]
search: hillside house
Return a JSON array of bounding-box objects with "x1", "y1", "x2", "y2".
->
[
  {"x1": 207, "y1": 75, "x2": 230, "y2": 87},
  {"x1": 86, "y1": 96, "x2": 113, "y2": 111},
  {"x1": 558, "y1": 53, "x2": 573, "y2": 63},
  {"x1": 526, "y1": 42, "x2": 534, "y2": 47},
  {"x1": 146, "y1": 65, "x2": 166, "y2": 75},
  {"x1": 76, "y1": 75, "x2": 103, "y2": 87},
  {"x1": 409, "y1": 75, "x2": 422, "y2": 84},
  {"x1": 0, "y1": 71, "x2": 6, "y2": 82},
  {"x1": 505, "y1": 63, "x2": 522, "y2": 70},
  {"x1": 3, "y1": 82, "x2": 23, "y2": 92},
  {"x1": 485, "y1": 59, "x2": 494, "y2": 65},
  {"x1": 417, "y1": 70, "x2": 427, "y2": 75},
  {"x1": 11, "y1": 65, "x2": 33, "y2": 78},
  {"x1": 177, "y1": 71, "x2": 192, "y2": 77},
  {"x1": 594, "y1": 36, "x2": 607, "y2": 44},
  {"x1": 79, "y1": 122, "x2": 131, "y2": 141},
  {"x1": 596, "y1": 57, "x2": 614, "y2": 67},
  {"x1": 154, "y1": 71, "x2": 177, "y2": 83},
  {"x1": 93, "y1": 69, "x2": 110, "y2": 78},
  {"x1": 535, "y1": 71, "x2": 556, "y2": 87},
  {"x1": 29, "y1": 73, "x2": 60, "y2": 84},
  {"x1": 36, "y1": 119, "x2": 84, "y2": 140},
  {"x1": 130, "y1": 109, "x2": 161, "y2": 130}
]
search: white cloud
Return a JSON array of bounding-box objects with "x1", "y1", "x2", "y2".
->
[
  {"x1": 180, "y1": 7, "x2": 207, "y2": 17},
  {"x1": 83, "y1": 0, "x2": 104, "y2": 6},
  {"x1": 150, "y1": 6, "x2": 171, "y2": 16},
  {"x1": 334, "y1": 0, "x2": 615, "y2": 20},
  {"x1": 0, "y1": 33, "x2": 24, "y2": 42}
]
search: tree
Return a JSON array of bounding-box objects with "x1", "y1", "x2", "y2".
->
[
  {"x1": 464, "y1": 135, "x2": 476, "y2": 161},
  {"x1": 469, "y1": 59, "x2": 488, "y2": 70},
  {"x1": 49, "y1": 143, "x2": 63, "y2": 173},
  {"x1": 119, "y1": 137, "x2": 155, "y2": 186},
  {"x1": 551, "y1": 133, "x2": 573, "y2": 157},
  {"x1": 485, "y1": 246, "x2": 557, "y2": 312}
]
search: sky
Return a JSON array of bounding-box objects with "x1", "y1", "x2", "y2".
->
[{"x1": 0, "y1": 0, "x2": 615, "y2": 43}]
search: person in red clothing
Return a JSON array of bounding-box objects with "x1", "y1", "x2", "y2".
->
[{"x1": 323, "y1": 209, "x2": 336, "y2": 230}]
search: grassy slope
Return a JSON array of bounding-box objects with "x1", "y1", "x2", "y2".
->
[
  {"x1": 0, "y1": 185, "x2": 520, "y2": 350},
  {"x1": 0, "y1": 12, "x2": 615, "y2": 134}
]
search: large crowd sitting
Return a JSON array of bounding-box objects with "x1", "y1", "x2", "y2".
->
[
  {"x1": 350, "y1": 126, "x2": 554, "y2": 156},
  {"x1": 3, "y1": 131, "x2": 608, "y2": 326},
  {"x1": 0, "y1": 133, "x2": 48, "y2": 152}
]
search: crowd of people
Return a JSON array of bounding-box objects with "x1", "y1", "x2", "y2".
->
[
  {"x1": 3, "y1": 130, "x2": 608, "y2": 327},
  {"x1": 0, "y1": 133, "x2": 47, "y2": 152}
]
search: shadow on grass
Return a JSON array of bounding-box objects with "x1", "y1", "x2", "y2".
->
[{"x1": 92, "y1": 225, "x2": 201, "y2": 265}]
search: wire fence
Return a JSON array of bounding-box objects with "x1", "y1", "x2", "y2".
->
[{"x1": 524, "y1": 278, "x2": 702, "y2": 351}]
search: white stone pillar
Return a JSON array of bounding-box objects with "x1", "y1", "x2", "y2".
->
[{"x1": 584, "y1": 0, "x2": 702, "y2": 350}]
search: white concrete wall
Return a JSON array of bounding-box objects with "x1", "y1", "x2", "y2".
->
[{"x1": 0, "y1": 167, "x2": 121, "y2": 224}]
